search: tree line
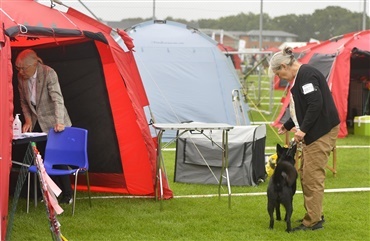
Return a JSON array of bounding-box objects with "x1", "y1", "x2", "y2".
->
[{"x1": 127, "y1": 6, "x2": 369, "y2": 42}]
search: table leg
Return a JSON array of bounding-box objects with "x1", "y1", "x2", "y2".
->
[
  {"x1": 218, "y1": 133, "x2": 224, "y2": 200},
  {"x1": 34, "y1": 173, "x2": 38, "y2": 207},
  {"x1": 218, "y1": 130, "x2": 231, "y2": 208},
  {"x1": 155, "y1": 130, "x2": 164, "y2": 210},
  {"x1": 27, "y1": 173, "x2": 30, "y2": 213},
  {"x1": 224, "y1": 130, "x2": 231, "y2": 209}
]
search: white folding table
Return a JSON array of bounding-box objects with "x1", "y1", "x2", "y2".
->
[{"x1": 153, "y1": 123, "x2": 234, "y2": 209}]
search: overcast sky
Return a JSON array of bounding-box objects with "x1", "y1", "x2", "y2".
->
[{"x1": 39, "y1": 0, "x2": 368, "y2": 21}]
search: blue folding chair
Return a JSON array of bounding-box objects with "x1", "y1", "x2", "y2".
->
[{"x1": 27, "y1": 127, "x2": 91, "y2": 215}]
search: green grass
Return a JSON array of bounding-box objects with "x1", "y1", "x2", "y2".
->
[
  {"x1": 10, "y1": 191, "x2": 369, "y2": 241},
  {"x1": 7, "y1": 83, "x2": 370, "y2": 241}
]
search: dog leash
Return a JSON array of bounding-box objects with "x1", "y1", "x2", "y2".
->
[
  {"x1": 286, "y1": 138, "x2": 297, "y2": 156},
  {"x1": 288, "y1": 139, "x2": 303, "y2": 170}
]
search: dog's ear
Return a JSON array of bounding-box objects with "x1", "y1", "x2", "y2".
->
[
  {"x1": 276, "y1": 143, "x2": 282, "y2": 152},
  {"x1": 276, "y1": 143, "x2": 284, "y2": 157}
]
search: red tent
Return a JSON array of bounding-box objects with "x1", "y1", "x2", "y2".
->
[
  {"x1": 217, "y1": 44, "x2": 242, "y2": 70},
  {"x1": 0, "y1": 1, "x2": 173, "y2": 238},
  {"x1": 0, "y1": 25, "x2": 13, "y2": 241},
  {"x1": 273, "y1": 30, "x2": 370, "y2": 138}
]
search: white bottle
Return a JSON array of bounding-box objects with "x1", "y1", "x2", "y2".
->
[{"x1": 13, "y1": 114, "x2": 22, "y2": 139}]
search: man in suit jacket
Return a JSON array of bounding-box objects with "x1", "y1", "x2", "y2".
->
[
  {"x1": 16, "y1": 49, "x2": 73, "y2": 204},
  {"x1": 16, "y1": 49, "x2": 71, "y2": 133}
]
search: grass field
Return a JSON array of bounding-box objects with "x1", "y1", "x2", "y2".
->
[{"x1": 7, "y1": 79, "x2": 370, "y2": 241}]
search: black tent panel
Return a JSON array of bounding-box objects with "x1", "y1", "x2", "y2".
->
[
  {"x1": 308, "y1": 53, "x2": 336, "y2": 79},
  {"x1": 11, "y1": 41, "x2": 122, "y2": 174},
  {"x1": 6, "y1": 26, "x2": 107, "y2": 44}
]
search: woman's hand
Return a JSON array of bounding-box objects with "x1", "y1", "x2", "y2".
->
[
  {"x1": 294, "y1": 129, "x2": 306, "y2": 143},
  {"x1": 278, "y1": 125, "x2": 287, "y2": 135}
]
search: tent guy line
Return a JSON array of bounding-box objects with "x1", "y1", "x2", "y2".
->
[
  {"x1": 77, "y1": 187, "x2": 370, "y2": 200},
  {"x1": 162, "y1": 145, "x2": 370, "y2": 152}
]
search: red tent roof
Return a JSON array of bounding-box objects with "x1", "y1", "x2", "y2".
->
[{"x1": 273, "y1": 30, "x2": 370, "y2": 138}]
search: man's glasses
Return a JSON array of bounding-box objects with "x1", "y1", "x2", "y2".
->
[{"x1": 15, "y1": 64, "x2": 32, "y2": 72}]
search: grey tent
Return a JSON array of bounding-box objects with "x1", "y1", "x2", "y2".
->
[
  {"x1": 126, "y1": 20, "x2": 250, "y2": 140},
  {"x1": 174, "y1": 125, "x2": 266, "y2": 186}
]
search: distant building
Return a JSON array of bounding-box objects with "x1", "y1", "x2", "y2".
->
[
  {"x1": 200, "y1": 29, "x2": 240, "y2": 49},
  {"x1": 244, "y1": 30, "x2": 298, "y2": 49},
  {"x1": 201, "y1": 29, "x2": 298, "y2": 50}
]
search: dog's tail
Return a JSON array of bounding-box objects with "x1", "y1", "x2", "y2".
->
[{"x1": 273, "y1": 161, "x2": 297, "y2": 187}]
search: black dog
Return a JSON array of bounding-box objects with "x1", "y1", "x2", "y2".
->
[{"x1": 267, "y1": 143, "x2": 298, "y2": 232}]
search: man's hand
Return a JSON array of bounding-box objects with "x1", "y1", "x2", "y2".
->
[
  {"x1": 54, "y1": 123, "x2": 65, "y2": 132},
  {"x1": 22, "y1": 118, "x2": 32, "y2": 132}
]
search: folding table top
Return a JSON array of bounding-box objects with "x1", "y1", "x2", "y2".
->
[{"x1": 153, "y1": 122, "x2": 234, "y2": 131}]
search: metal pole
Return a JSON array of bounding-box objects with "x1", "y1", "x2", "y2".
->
[
  {"x1": 153, "y1": 0, "x2": 156, "y2": 20},
  {"x1": 269, "y1": 59, "x2": 274, "y2": 114},
  {"x1": 257, "y1": 0, "x2": 263, "y2": 106},
  {"x1": 363, "y1": 0, "x2": 367, "y2": 30},
  {"x1": 259, "y1": 0, "x2": 263, "y2": 51}
]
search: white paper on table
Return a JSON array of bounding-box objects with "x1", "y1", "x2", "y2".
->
[
  {"x1": 13, "y1": 132, "x2": 47, "y2": 140},
  {"x1": 23, "y1": 132, "x2": 47, "y2": 137}
]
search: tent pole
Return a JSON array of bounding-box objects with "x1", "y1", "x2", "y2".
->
[
  {"x1": 77, "y1": 0, "x2": 100, "y2": 20},
  {"x1": 153, "y1": 0, "x2": 156, "y2": 20}
]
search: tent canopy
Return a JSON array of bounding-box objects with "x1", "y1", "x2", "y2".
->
[{"x1": 126, "y1": 20, "x2": 250, "y2": 140}]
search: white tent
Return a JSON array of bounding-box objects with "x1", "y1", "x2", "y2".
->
[{"x1": 126, "y1": 20, "x2": 250, "y2": 140}]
